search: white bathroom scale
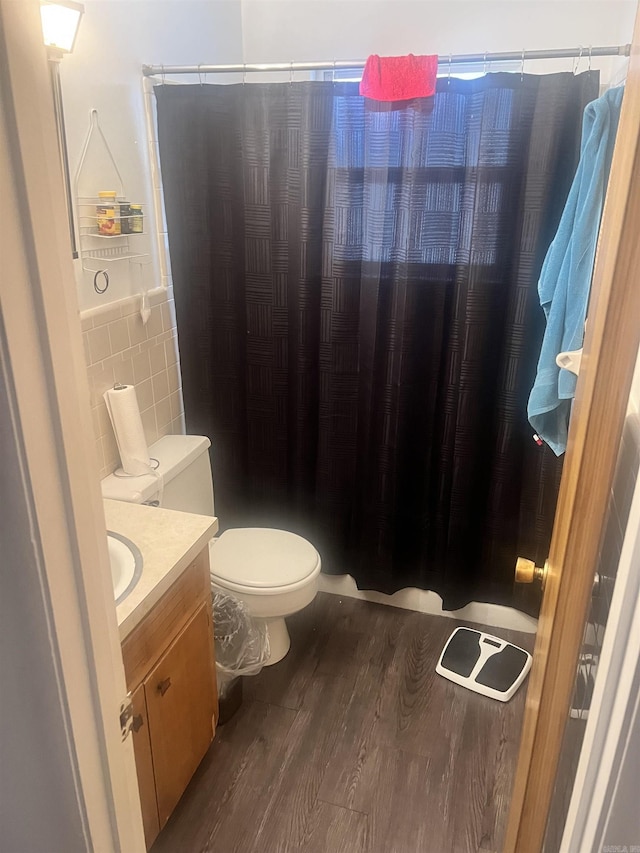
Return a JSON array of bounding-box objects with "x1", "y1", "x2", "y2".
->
[{"x1": 436, "y1": 627, "x2": 532, "y2": 702}]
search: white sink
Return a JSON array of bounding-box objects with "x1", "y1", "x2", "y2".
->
[{"x1": 107, "y1": 531, "x2": 143, "y2": 604}]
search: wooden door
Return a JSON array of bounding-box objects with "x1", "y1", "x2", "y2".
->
[
  {"x1": 144, "y1": 602, "x2": 216, "y2": 827},
  {"x1": 130, "y1": 684, "x2": 160, "y2": 849},
  {"x1": 504, "y1": 26, "x2": 640, "y2": 853}
]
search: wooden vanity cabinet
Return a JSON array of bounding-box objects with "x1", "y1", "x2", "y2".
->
[
  {"x1": 130, "y1": 684, "x2": 159, "y2": 845},
  {"x1": 145, "y1": 602, "x2": 216, "y2": 826},
  {"x1": 121, "y1": 549, "x2": 217, "y2": 849}
]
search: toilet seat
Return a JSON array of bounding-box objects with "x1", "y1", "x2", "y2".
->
[{"x1": 209, "y1": 528, "x2": 321, "y2": 595}]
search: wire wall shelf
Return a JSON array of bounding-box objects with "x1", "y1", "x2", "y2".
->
[{"x1": 74, "y1": 111, "x2": 150, "y2": 278}]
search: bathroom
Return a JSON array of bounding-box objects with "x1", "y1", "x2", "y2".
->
[{"x1": 2, "y1": 1, "x2": 640, "y2": 852}]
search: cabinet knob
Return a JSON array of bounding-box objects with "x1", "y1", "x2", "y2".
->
[
  {"x1": 131, "y1": 714, "x2": 144, "y2": 733},
  {"x1": 157, "y1": 676, "x2": 172, "y2": 696}
]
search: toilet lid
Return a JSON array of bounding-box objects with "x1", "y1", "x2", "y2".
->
[{"x1": 209, "y1": 528, "x2": 321, "y2": 589}]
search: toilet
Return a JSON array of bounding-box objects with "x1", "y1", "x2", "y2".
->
[{"x1": 101, "y1": 434, "x2": 321, "y2": 664}]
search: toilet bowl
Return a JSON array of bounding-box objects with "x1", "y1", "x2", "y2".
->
[
  {"x1": 101, "y1": 434, "x2": 321, "y2": 665},
  {"x1": 209, "y1": 528, "x2": 321, "y2": 663}
]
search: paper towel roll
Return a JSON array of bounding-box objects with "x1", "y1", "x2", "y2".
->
[{"x1": 103, "y1": 384, "x2": 151, "y2": 475}]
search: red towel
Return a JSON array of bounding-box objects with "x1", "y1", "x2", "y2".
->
[{"x1": 359, "y1": 54, "x2": 438, "y2": 102}]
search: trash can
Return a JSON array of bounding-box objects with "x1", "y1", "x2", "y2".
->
[{"x1": 212, "y1": 590, "x2": 270, "y2": 724}]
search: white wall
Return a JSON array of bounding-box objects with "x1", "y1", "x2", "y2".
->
[
  {"x1": 241, "y1": 0, "x2": 637, "y2": 79},
  {"x1": 61, "y1": 0, "x2": 243, "y2": 311}
]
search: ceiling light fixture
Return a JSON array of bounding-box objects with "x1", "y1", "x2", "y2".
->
[
  {"x1": 40, "y1": 0, "x2": 84, "y2": 58},
  {"x1": 40, "y1": 0, "x2": 85, "y2": 259}
]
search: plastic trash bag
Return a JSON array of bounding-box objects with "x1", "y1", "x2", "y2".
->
[{"x1": 211, "y1": 589, "x2": 270, "y2": 678}]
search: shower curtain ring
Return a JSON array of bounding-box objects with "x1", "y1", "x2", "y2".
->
[
  {"x1": 588, "y1": 45, "x2": 593, "y2": 71},
  {"x1": 290, "y1": 61, "x2": 294, "y2": 84},
  {"x1": 161, "y1": 64, "x2": 166, "y2": 85},
  {"x1": 243, "y1": 63, "x2": 247, "y2": 85},
  {"x1": 198, "y1": 64, "x2": 203, "y2": 86},
  {"x1": 573, "y1": 45, "x2": 583, "y2": 74},
  {"x1": 520, "y1": 48, "x2": 525, "y2": 80},
  {"x1": 332, "y1": 59, "x2": 337, "y2": 84},
  {"x1": 447, "y1": 53, "x2": 452, "y2": 86}
]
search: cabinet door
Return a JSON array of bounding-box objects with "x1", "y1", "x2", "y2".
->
[
  {"x1": 130, "y1": 684, "x2": 160, "y2": 849},
  {"x1": 144, "y1": 602, "x2": 216, "y2": 827}
]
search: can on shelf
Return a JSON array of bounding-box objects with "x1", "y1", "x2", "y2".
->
[
  {"x1": 130, "y1": 204, "x2": 144, "y2": 233},
  {"x1": 119, "y1": 202, "x2": 131, "y2": 234},
  {"x1": 96, "y1": 191, "x2": 120, "y2": 236}
]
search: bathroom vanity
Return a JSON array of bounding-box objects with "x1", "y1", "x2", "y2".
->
[{"x1": 105, "y1": 500, "x2": 218, "y2": 849}]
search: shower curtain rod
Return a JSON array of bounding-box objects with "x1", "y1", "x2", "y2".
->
[{"x1": 142, "y1": 44, "x2": 631, "y2": 77}]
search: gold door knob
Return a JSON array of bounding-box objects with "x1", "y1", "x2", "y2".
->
[{"x1": 515, "y1": 557, "x2": 547, "y2": 587}]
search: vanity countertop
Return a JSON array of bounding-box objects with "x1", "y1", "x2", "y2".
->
[{"x1": 104, "y1": 499, "x2": 218, "y2": 640}]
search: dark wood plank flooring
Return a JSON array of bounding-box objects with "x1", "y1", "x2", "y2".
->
[{"x1": 152, "y1": 592, "x2": 533, "y2": 853}]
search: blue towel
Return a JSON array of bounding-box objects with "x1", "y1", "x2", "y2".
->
[{"x1": 528, "y1": 86, "x2": 624, "y2": 455}]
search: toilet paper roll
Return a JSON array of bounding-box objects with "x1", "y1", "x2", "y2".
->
[{"x1": 103, "y1": 384, "x2": 151, "y2": 476}]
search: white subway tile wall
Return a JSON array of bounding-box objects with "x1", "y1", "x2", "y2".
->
[{"x1": 81, "y1": 288, "x2": 185, "y2": 479}]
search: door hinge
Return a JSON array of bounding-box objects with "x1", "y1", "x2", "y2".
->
[{"x1": 119, "y1": 693, "x2": 134, "y2": 741}]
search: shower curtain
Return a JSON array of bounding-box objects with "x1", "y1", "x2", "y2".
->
[{"x1": 155, "y1": 71, "x2": 598, "y2": 611}]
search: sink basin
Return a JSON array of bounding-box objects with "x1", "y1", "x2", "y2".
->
[{"x1": 107, "y1": 531, "x2": 143, "y2": 604}]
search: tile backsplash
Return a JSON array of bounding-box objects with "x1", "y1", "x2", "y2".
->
[{"x1": 81, "y1": 288, "x2": 185, "y2": 479}]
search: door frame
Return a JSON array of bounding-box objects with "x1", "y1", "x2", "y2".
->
[
  {"x1": 0, "y1": 2, "x2": 145, "y2": 850},
  {"x1": 560, "y1": 456, "x2": 640, "y2": 851},
  {"x1": 504, "y1": 14, "x2": 640, "y2": 853}
]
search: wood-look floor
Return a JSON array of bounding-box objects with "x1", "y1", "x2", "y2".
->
[{"x1": 152, "y1": 592, "x2": 533, "y2": 853}]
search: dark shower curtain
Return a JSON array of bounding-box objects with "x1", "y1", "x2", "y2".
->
[{"x1": 155, "y1": 71, "x2": 598, "y2": 611}]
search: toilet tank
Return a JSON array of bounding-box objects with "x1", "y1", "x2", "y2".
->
[{"x1": 101, "y1": 434, "x2": 215, "y2": 516}]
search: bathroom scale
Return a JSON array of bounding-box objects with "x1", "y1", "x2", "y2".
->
[{"x1": 436, "y1": 626, "x2": 532, "y2": 702}]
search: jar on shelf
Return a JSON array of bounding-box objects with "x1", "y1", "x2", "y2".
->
[
  {"x1": 119, "y1": 202, "x2": 131, "y2": 234},
  {"x1": 96, "y1": 191, "x2": 121, "y2": 236},
  {"x1": 130, "y1": 204, "x2": 144, "y2": 233}
]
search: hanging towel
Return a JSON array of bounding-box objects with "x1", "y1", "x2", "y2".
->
[
  {"x1": 528, "y1": 86, "x2": 624, "y2": 456},
  {"x1": 359, "y1": 54, "x2": 438, "y2": 101}
]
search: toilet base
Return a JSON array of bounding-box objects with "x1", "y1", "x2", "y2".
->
[{"x1": 263, "y1": 616, "x2": 291, "y2": 665}]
